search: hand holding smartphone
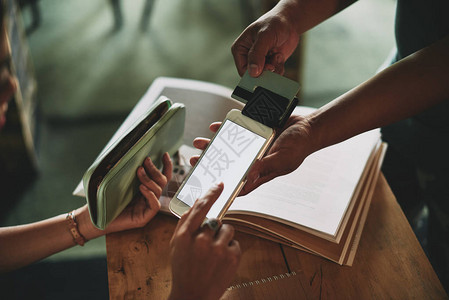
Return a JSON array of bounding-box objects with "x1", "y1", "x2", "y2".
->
[{"x1": 169, "y1": 109, "x2": 274, "y2": 220}]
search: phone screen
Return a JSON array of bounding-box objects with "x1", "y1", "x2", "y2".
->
[{"x1": 176, "y1": 119, "x2": 267, "y2": 218}]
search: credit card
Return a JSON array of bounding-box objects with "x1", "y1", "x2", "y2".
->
[{"x1": 231, "y1": 70, "x2": 300, "y2": 104}]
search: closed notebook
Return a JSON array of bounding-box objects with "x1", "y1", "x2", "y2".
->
[{"x1": 83, "y1": 96, "x2": 185, "y2": 229}]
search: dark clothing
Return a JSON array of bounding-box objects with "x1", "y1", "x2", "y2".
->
[{"x1": 381, "y1": 0, "x2": 449, "y2": 293}]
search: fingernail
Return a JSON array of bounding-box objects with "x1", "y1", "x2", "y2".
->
[
  {"x1": 249, "y1": 64, "x2": 259, "y2": 76},
  {"x1": 139, "y1": 167, "x2": 146, "y2": 175}
]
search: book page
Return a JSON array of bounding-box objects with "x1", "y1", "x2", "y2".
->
[{"x1": 229, "y1": 107, "x2": 381, "y2": 237}]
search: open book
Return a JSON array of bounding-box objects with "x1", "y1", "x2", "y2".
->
[
  {"x1": 225, "y1": 130, "x2": 385, "y2": 266},
  {"x1": 74, "y1": 77, "x2": 385, "y2": 266},
  {"x1": 164, "y1": 124, "x2": 384, "y2": 266}
]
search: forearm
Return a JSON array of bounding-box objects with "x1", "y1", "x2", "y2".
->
[
  {"x1": 272, "y1": 0, "x2": 357, "y2": 35},
  {"x1": 306, "y1": 35, "x2": 449, "y2": 152},
  {"x1": 0, "y1": 205, "x2": 104, "y2": 272},
  {"x1": 0, "y1": 156, "x2": 171, "y2": 273}
]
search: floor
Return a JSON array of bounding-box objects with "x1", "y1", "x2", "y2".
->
[{"x1": 1, "y1": 0, "x2": 398, "y2": 298}]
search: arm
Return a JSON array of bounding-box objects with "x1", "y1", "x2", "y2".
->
[
  {"x1": 308, "y1": 34, "x2": 449, "y2": 151},
  {"x1": 241, "y1": 34, "x2": 449, "y2": 193},
  {"x1": 0, "y1": 153, "x2": 172, "y2": 272},
  {"x1": 0, "y1": 209, "x2": 89, "y2": 272},
  {"x1": 231, "y1": 0, "x2": 356, "y2": 76},
  {"x1": 197, "y1": 35, "x2": 449, "y2": 194}
]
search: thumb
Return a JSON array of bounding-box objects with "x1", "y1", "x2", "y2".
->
[
  {"x1": 247, "y1": 32, "x2": 274, "y2": 77},
  {"x1": 242, "y1": 153, "x2": 282, "y2": 194}
]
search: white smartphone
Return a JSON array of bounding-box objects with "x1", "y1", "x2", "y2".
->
[{"x1": 169, "y1": 109, "x2": 275, "y2": 220}]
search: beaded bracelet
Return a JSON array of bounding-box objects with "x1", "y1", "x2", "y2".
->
[{"x1": 66, "y1": 210, "x2": 87, "y2": 246}]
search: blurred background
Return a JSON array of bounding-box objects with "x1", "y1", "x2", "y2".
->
[{"x1": 1, "y1": 0, "x2": 395, "y2": 298}]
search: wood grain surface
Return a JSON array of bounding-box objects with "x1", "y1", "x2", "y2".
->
[{"x1": 106, "y1": 175, "x2": 448, "y2": 299}]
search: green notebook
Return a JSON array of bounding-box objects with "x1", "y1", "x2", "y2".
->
[{"x1": 83, "y1": 96, "x2": 185, "y2": 229}]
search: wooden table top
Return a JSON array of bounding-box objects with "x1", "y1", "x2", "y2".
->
[{"x1": 106, "y1": 175, "x2": 448, "y2": 299}]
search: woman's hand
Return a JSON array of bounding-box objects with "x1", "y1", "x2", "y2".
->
[
  {"x1": 103, "y1": 152, "x2": 173, "y2": 234},
  {"x1": 169, "y1": 183, "x2": 241, "y2": 300}
]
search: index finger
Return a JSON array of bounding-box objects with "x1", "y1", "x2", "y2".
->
[
  {"x1": 161, "y1": 152, "x2": 173, "y2": 182},
  {"x1": 247, "y1": 30, "x2": 276, "y2": 77},
  {"x1": 142, "y1": 156, "x2": 168, "y2": 188},
  {"x1": 231, "y1": 38, "x2": 250, "y2": 76},
  {"x1": 181, "y1": 182, "x2": 224, "y2": 234}
]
